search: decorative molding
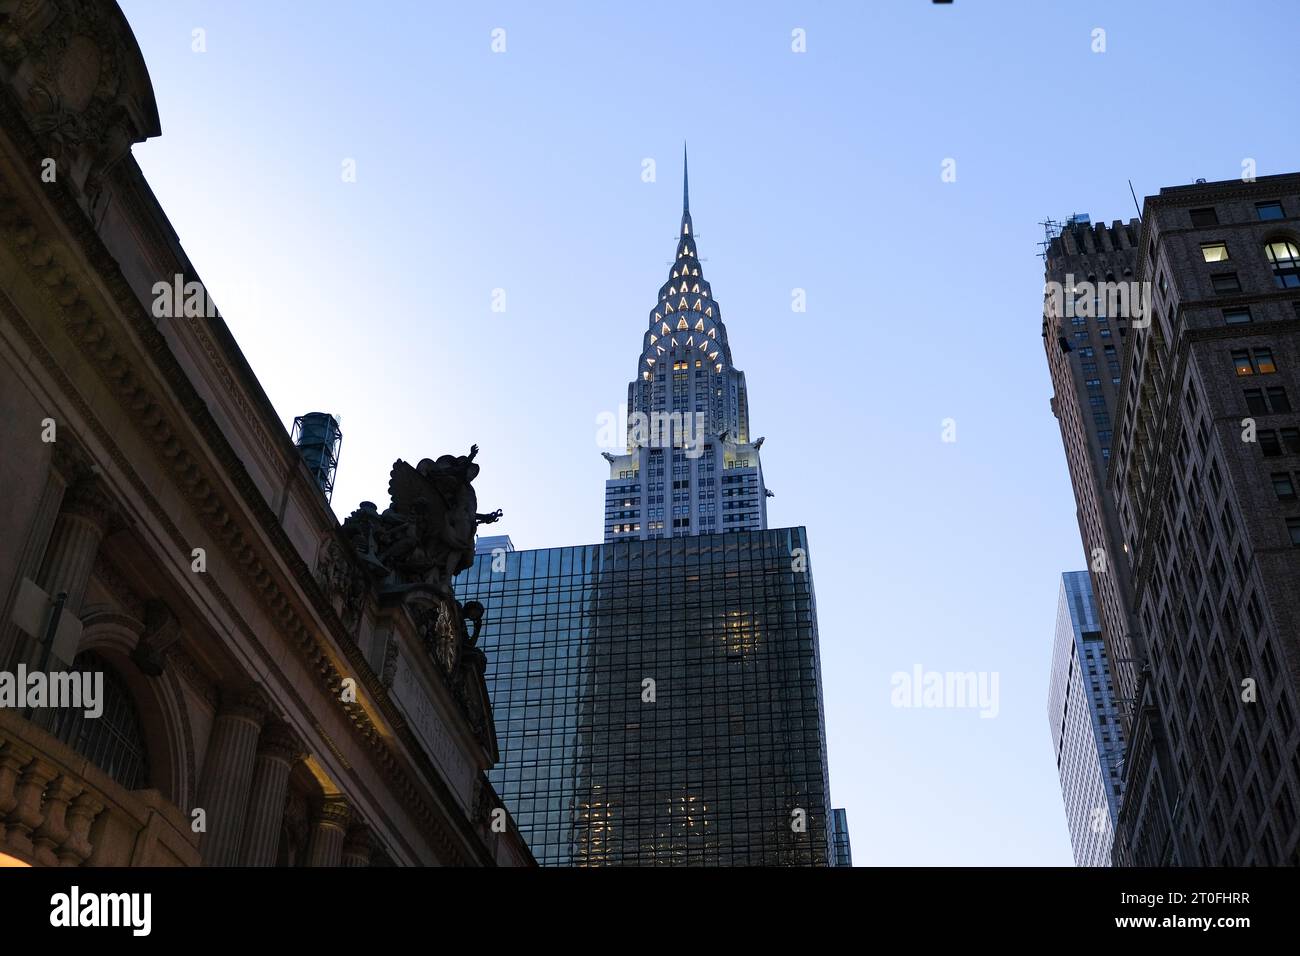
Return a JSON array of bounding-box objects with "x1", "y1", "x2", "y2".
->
[
  {"x1": 129, "y1": 598, "x2": 181, "y2": 677},
  {"x1": 309, "y1": 719, "x2": 352, "y2": 773},
  {"x1": 88, "y1": 553, "x2": 144, "y2": 620},
  {"x1": 316, "y1": 796, "x2": 350, "y2": 831},
  {"x1": 1144, "y1": 175, "x2": 1300, "y2": 211},
  {"x1": 0, "y1": 0, "x2": 160, "y2": 205}
]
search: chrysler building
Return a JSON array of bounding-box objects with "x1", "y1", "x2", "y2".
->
[{"x1": 603, "y1": 149, "x2": 768, "y2": 541}]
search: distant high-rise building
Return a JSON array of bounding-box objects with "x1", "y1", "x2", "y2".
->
[
  {"x1": 475, "y1": 534, "x2": 515, "y2": 556},
  {"x1": 1048, "y1": 572, "x2": 1125, "y2": 866},
  {"x1": 1042, "y1": 214, "x2": 1146, "y2": 731},
  {"x1": 829, "y1": 807, "x2": 853, "y2": 867},
  {"x1": 454, "y1": 528, "x2": 835, "y2": 866},
  {"x1": 1041, "y1": 213, "x2": 1180, "y2": 864},
  {"x1": 603, "y1": 148, "x2": 767, "y2": 541},
  {"x1": 1106, "y1": 175, "x2": 1300, "y2": 865}
]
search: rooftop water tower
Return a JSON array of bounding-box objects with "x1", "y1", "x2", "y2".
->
[{"x1": 292, "y1": 412, "x2": 342, "y2": 502}]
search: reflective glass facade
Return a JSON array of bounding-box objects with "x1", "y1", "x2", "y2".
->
[
  {"x1": 829, "y1": 807, "x2": 853, "y2": 866},
  {"x1": 455, "y1": 527, "x2": 833, "y2": 866},
  {"x1": 1047, "y1": 571, "x2": 1125, "y2": 866}
]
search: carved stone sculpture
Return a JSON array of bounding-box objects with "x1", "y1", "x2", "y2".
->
[{"x1": 333, "y1": 447, "x2": 503, "y2": 752}]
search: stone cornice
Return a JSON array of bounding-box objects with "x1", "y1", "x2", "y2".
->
[
  {"x1": 1143, "y1": 175, "x2": 1300, "y2": 211},
  {"x1": 111, "y1": 158, "x2": 297, "y2": 478},
  {"x1": 0, "y1": 84, "x2": 502, "y2": 865}
]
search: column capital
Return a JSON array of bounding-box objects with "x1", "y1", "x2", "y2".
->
[
  {"x1": 49, "y1": 440, "x2": 92, "y2": 487},
  {"x1": 218, "y1": 684, "x2": 274, "y2": 726},
  {"x1": 59, "y1": 478, "x2": 118, "y2": 533},
  {"x1": 257, "y1": 721, "x2": 307, "y2": 765},
  {"x1": 317, "y1": 796, "x2": 351, "y2": 831}
]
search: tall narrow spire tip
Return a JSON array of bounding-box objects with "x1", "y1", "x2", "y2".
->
[{"x1": 682, "y1": 141, "x2": 690, "y2": 215}]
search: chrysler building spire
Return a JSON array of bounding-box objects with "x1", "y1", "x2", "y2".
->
[
  {"x1": 682, "y1": 141, "x2": 690, "y2": 217},
  {"x1": 601, "y1": 151, "x2": 769, "y2": 542}
]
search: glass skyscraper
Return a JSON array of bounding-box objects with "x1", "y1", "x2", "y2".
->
[
  {"x1": 454, "y1": 528, "x2": 834, "y2": 866},
  {"x1": 1047, "y1": 571, "x2": 1126, "y2": 866},
  {"x1": 829, "y1": 807, "x2": 853, "y2": 866}
]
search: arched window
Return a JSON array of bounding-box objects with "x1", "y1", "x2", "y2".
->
[
  {"x1": 1264, "y1": 239, "x2": 1300, "y2": 288},
  {"x1": 50, "y1": 651, "x2": 150, "y2": 791}
]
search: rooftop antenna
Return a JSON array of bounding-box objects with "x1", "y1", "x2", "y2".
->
[
  {"x1": 1128, "y1": 180, "x2": 1142, "y2": 221},
  {"x1": 1037, "y1": 218, "x2": 1064, "y2": 260}
]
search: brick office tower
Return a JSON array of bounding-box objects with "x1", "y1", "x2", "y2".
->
[
  {"x1": 1042, "y1": 214, "x2": 1172, "y2": 862},
  {"x1": 1108, "y1": 175, "x2": 1300, "y2": 865}
]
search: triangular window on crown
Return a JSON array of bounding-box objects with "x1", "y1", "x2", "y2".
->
[
  {"x1": 693, "y1": 299, "x2": 702, "y2": 310},
  {"x1": 650, "y1": 334, "x2": 658, "y2": 344},
  {"x1": 656, "y1": 345, "x2": 665, "y2": 355},
  {"x1": 676, "y1": 317, "x2": 689, "y2": 330},
  {"x1": 665, "y1": 301, "x2": 674, "y2": 312},
  {"x1": 678, "y1": 297, "x2": 689, "y2": 309},
  {"x1": 692, "y1": 283, "x2": 700, "y2": 293},
  {"x1": 661, "y1": 322, "x2": 671, "y2": 335},
  {"x1": 694, "y1": 318, "x2": 705, "y2": 332},
  {"x1": 698, "y1": 340, "x2": 708, "y2": 351},
  {"x1": 706, "y1": 308, "x2": 714, "y2": 318},
  {"x1": 709, "y1": 351, "x2": 719, "y2": 361}
]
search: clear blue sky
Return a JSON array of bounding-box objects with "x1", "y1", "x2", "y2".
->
[{"x1": 119, "y1": 0, "x2": 1299, "y2": 865}]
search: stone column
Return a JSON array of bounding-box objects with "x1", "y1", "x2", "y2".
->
[
  {"x1": 306, "y1": 797, "x2": 350, "y2": 867},
  {"x1": 196, "y1": 686, "x2": 271, "y2": 866},
  {"x1": 342, "y1": 822, "x2": 374, "y2": 867},
  {"x1": 35, "y1": 481, "x2": 114, "y2": 612},
  {"x1": 0, "y1": 464, "x2": 68, "y2": 670},
  {"x1": 237, "y1": 722, "x2": 305, "y2": 866},
  {"x1": 9, "y1": 479, "x2": 113, "y2": 670}
]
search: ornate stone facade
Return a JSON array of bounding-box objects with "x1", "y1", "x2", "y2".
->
[{"x1": 0, "y1": 0, "x2": 531, "y2": 867}]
